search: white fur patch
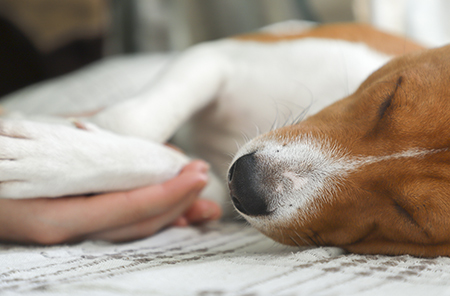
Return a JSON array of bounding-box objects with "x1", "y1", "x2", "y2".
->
[
  {"x1": 282, "y1": 171, "x2": 308, "y2": 191},
  {"x1": 234, "y1": 135, "x2": 445, "y2": 228}
]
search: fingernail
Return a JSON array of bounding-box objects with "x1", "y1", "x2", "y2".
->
[
  {"x1": 190, "y1": 160, "x2": 209, "y2": 173},
  {"x1": 202, "y1": 210, "x2": 213, "y2": 219},
  {"x1": 201, "y1": 205, "x2": 219, "y2": 219},
  {"x1": 198, "y1": 161, "x2": 210, "y2": 174},
  {"x1": 173, "y1": 216, "x2": 188, "y2": 227},
  {"x1": 195, "y1": 172, "x2": 209, "y2": 189}
]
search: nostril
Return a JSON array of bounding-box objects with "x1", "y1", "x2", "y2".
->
[
  {"x1": 228, "y1": 162, "x2": 236, "y2": 182},
  {"x1": 229, "y1": 152, "x2": 255, "y2": 183},
  {"x1": 231, "y1": 195, "x2": 248, "y2": 215}
]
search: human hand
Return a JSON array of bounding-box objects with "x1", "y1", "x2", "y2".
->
[{"x1": 0, "y1": 160, "x2": 221, "y2": 245}]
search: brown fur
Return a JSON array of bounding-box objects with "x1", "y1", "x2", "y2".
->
[
  {"x1": 259, "y1": 45, "x2": 450, "y2": 257},
  {"x1": 235, "y1": 23, "x2": 424, "y2": 56}
]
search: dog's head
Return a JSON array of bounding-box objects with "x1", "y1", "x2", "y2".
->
[{"x1": 228, "y1": 45, "x2": 450, "y2": 257}]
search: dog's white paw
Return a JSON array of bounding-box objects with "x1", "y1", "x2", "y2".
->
[{"x1": 0, "y1": 119, "x2": 188, "y2": 199}]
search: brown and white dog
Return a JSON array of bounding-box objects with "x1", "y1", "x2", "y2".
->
[{"x1": 4, "y1": 21, "x2": 447, "y2": 257}]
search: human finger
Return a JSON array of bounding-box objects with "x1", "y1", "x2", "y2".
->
[
  {"x1": 0, "y1": 161, "x2": 209, "y2": 244},
  {"x1": 172, "y1": 199, "x2": 222, "y2": 227},
  {"x1": 85, "y1": 185, "x2": 200, "y2": 241},
  {"x1": 65, "y1": 160, "x2": 209, "y2": 234},
  {"x1": 172, "y1": 216, "x2": 189, "y2": 227},
  {"x1": 183, "y1": 199, "x2": 222, "y2": 224}
]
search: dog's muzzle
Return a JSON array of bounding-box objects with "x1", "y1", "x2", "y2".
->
[{"x1": 228, "y1": 152, "x2": 271, "y2": 216}]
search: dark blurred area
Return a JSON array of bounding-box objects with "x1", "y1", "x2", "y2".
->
[
  {"x1": 0, "y1": 0, "x2": 450, "y2": 97},
  {"x1": 0, "y1": 17, "x2": 103, "y2": 97},
  {"x1": 0, "y1": 0, "x2": 108, "y2": 97},
  {"x1": 1, "y1": 0, "x2": 449, "y2": 99},
  {"x1": 0, "y1": 0, "x2": 357, "y2": 98}
]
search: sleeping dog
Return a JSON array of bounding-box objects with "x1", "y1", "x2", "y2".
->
[{"x1": 4, "y1": 22, "x2": 448, "y2": 257}]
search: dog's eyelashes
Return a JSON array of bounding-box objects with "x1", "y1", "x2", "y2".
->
[
  {"x1": 378, "y1": 76, "x2": 403, "y2": 119},
  {"x1": 378, "y1": 93, "x2": 394, "y2": 119}
]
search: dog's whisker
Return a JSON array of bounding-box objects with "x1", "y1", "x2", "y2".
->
[
  {"x1": 293, "y1": 230, "x2": 312, "y2": 247},
  {"x1": 233, "y1": 139, "x2": 241, "y2": 151},
  {"x1": 291, "y1": 108, "x2": 309, "y2": 125},
  {"x1": 281, "y1": 107, "x2": 294, "y2": 128},
  {"x1": 305, "y1": 233, "x2": 319, "y2": 247},
  {"x1": 254, "y1": 123, "x2": 261, "y2": 137},
  {"x1": 270, "y1": 110, "x2": 280, "y2": 132},
  {"x1": 310, "y1": 229, "x2": 325, "y2": 246},
  {"x1": 288, "y1": 234, "x2": 302, "y2": 248},
  {"x1": 240, "y1": 131, "x2": 251, "y2": 144}
]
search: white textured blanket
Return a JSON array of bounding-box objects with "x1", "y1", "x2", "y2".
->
[{"x1": 2, "y1": 222, "x2": 450, "y2": 296}]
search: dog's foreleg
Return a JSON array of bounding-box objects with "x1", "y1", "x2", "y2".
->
[
  {"x1": 90, "y1": 43, "x2": 232, "y2": 142},
  {"x1": 0, "y1": 119, "x2": 188, "y2": 199}
]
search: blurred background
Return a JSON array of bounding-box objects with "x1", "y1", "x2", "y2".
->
[{"x1": 1, "y1": 0, "x2": 449, "y2": 98}]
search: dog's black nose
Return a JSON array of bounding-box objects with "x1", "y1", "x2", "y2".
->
[{"x1": 228, "y1": 153, "x2": 270, "y2": 216}]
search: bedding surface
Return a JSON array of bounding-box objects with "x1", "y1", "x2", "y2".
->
[{"x1": 2, "y1": 221, "x2": 450, "y2": 296}]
